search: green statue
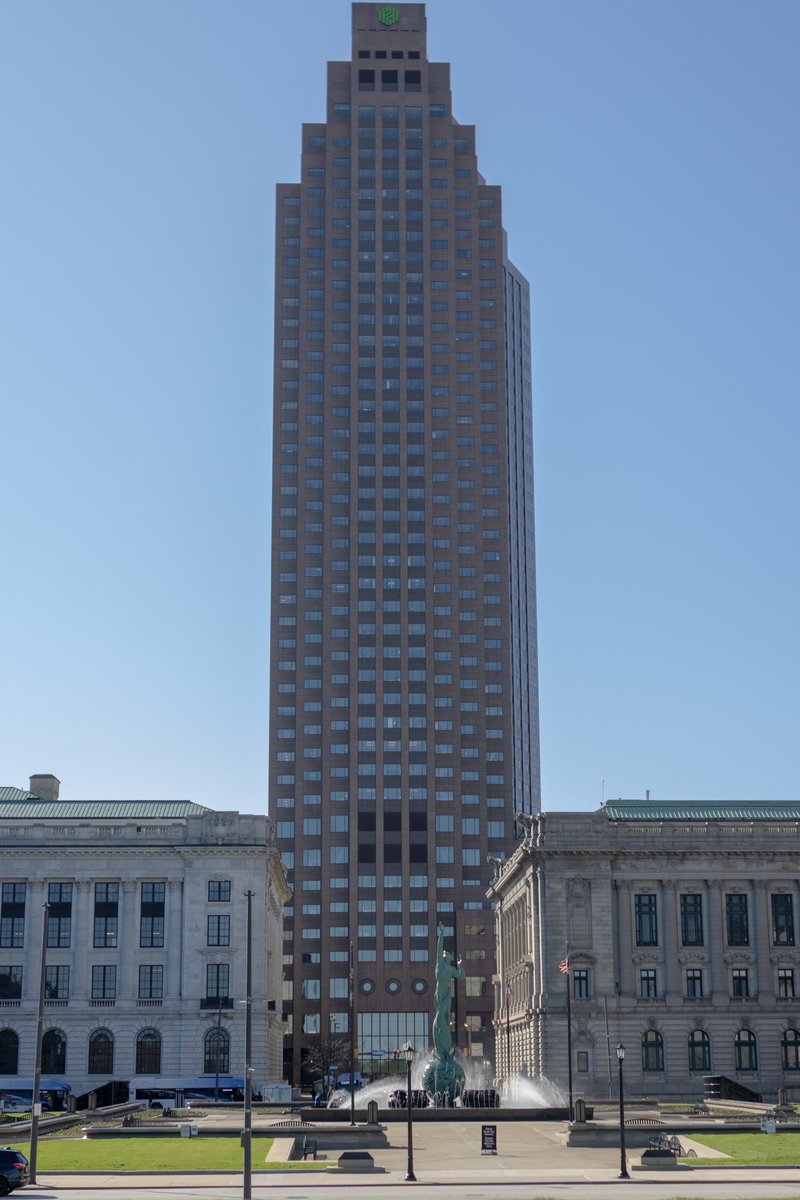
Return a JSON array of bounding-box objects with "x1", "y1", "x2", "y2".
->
[{"x1": 421, "y1": 923, "x2": 467, "y2": 1103}]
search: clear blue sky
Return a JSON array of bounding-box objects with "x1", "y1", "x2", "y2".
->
[{"x1": 1, "y1": 1, "x2": 797, "y2": 811}]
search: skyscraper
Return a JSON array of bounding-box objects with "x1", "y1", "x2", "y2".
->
[{"x1": 269, "y1": 3, "x2": 539, "y2": 1085}]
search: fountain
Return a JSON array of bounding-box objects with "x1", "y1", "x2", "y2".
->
[
  {"x1": 326, "y1": 922, "x2": 567, "y2": 1113},
  {"x1": 419, "y1": 923, "x2": 467, "y2": 1104}
]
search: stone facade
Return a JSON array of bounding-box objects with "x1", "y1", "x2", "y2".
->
[
  {"x1": 488, "y1": 802, "x2": 800, "y2": 1101},
  {"x1": 0, "y1": 777, "x2": 291, "y2": 1101}
]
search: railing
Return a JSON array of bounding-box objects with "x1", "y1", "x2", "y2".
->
[
  {"x1": 0, "y1": 999, "x2": 21, "y2": 1008},
  {"x1": 90, "y1": 998, "x2": 116, "y2": 1007},
  {"x1": 137, "y1": 999, "x2": 163, "y2": 1007},
  {"x1": 636, "y1": 997, "x2": 666, "y2": 1004},
  {"x1": 45, "y1": 999, "x2": 69, "y2": 1007},
  {"x1": 683, "y1": 996, "x2": 712, "y2": 1004},
  {"x1": 200, "y1": 997, "x2": 234, "y2": 1009}
]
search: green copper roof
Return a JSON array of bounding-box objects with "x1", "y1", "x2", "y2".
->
[
  {"x1": 602, "y1": 800, "x2": 800, "y2": 822},
  {"x1": 0, "y1": 798, "x2": 210, "y2": 819}
]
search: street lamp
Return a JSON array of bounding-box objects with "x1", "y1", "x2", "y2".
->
[
  {"x1": 616, "y1": 1043, "x2": 629, "y2": 1180},
  {"x1": 400, "y1": 1041, "x2": 416, "y2": 1183}
]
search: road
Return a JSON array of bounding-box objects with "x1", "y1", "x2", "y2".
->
[{"x1": 23, "y1": 1181, "x2": 800, "y2": 1200}]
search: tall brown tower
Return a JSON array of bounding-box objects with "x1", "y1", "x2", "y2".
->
[{"x1": 269, "y1": 3, "x2": 539, "y2": 1086}]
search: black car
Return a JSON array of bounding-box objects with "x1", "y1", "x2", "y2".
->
[{"x1": 0, "y1": 1148, "x2": 29, "y2": 1194}]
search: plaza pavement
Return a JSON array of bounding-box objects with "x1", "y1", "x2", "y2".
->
[{"x1": 29, "y1": 1118, "x2": 800, "y2": 1190}]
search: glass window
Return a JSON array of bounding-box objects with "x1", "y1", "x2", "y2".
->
[
  {"x1": 207, "y1": 915, "x2": 231, "y2": 947},
  {"x1": 0, "y1": 965, "x2": 22, "y2": 1000},
  {"x1": 779, "y1": 967, "x2": 795, "y2": 998},
  {"x1": 139, "y1": 964, "x2": 164, "y2": 1000},
  {"x1": 726, "y1": 893, "x2": 749, "y2": 945},
  {"x1": 45, "y1": 965, "x2": 69, "y2": 1000},
  {"x1": 688, "y1": 1029, "x2": 710, "y2": 1072},
  {"x1": 0, "y1": 1028, "x2": 19, "y2": 1074},
  {"x1": 641, "y1": 1030, "x2": 664, "y2": 1072},
  {"x1": 42, "y1": 1027, "x2": 66, "y2": 1074},
  {"x1": 686, "y1": 968, "x2": 703, "y2": 998},
  {"x1": 639, "y1": 969, "x2": 657, "y2": 999},
  {"x1": 91, "y1": 964, "x2": 116, "y2": 1000},
  {"x1": 88, "y1": 1029, "x2": 114, "y2": 1074},
  {"x1": 782, "y1": 1028, "x2": 800, "y2": 1071},
  {"x1": 734, "y1": 1028, "x2": 757, "y2": 1071},
  {"x1": 136, "y1": 1028, "x2": 162, "y2": 1074},
  {"x1": 204, "y1": 1026, "x2": 230, "y2": 1074},
  {"x1": 208, "y1": 881, "x2": 232, "y2": 903},
  {"x1": 573, "y1": 969, "x2": 590, "y2": 999},
  {"x1": 680, "y1": 894, "x2": 703, "y2": 946},
  {"x1": 634, "y1": 894, "x2": 658, "y2": 945},
  {"x1": 732, "y1": 968, "x2": 749, "y2": 997},
  {"x1": 772, "y1": 894, "x2": 795, "y2": 945}
]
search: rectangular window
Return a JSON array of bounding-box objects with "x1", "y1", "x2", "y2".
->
[
  {"x1": 634, "y1": 894, "x2": 658, "y2": 946},
  {"x1": 0, "y1": 882, "x2": 25, "y2": 948},
  {"x1": 93, "y1": 882, "x2": 119, "y2": 948},
  {"x1": 686, "y1": 968, "x2": 703, "y2": 998},
  {"x1": 91, "y1": 964, "x2": 117, "y2": 1000},
  {"x1": 138, "y1": 964, "x2": 164, "y2": 1000},
  {"x1": 772, "y1": 894, "x2": 795, "y2": 945},
  {"x1": 726, "y1": 893, "x2": 749, "y2": 945},
  {"x1": 140, "y1": 881, "x2": 165, "y2": 948},
  {"x1": 208, "y1": 881, "x2": 232, "y2": 903},
  {"x1": 47, "y1": 882, "x2": 73, "y2": 948},
  {"x1": 206, "y1": 963, "x2": 230, "y2": 1000},
  {"x1": 0, "y1": 965, "x2": 22, "y2": 1000},
  {"x1": 208, "y1": 915, "x2": 231, "y2": 947},
  {"x1": 573, "y1": 969, "x2": 590, "y2": 999},
  {"x1": 732, "y1": 967, "x2": 749, "y2": 998},
  {"x1": 779, "y1": 967, "x2": 795, "y2": 998},
  {"x1": 45, "y1": 964, "x2": 69, "y2": 1000},
  {"x1": 680, "y1": 893, "x2": 703, "y2": 946},
  {"x1": 639, "y1": 968, "x2": 658, "y2": 999}
]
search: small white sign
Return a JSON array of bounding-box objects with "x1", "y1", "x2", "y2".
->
[
  {"x1": 32, "y1": 1103, "x2": 42, "y2": 1117},
  {"x1": 761, "y1": 1119, "x2": 777, "y2": 1134}
]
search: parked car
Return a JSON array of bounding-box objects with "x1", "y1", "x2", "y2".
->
[{"x1": 0, "y1": 1147, "x2": 29, "y2": 1194}]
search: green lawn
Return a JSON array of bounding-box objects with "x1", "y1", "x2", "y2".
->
[
  {"x1": 4, "y1": 1135, "x2": 323, "y2": 1172},
  {"x1": 683, "y1": 1131, "x2": 800, "y2": 1167}
]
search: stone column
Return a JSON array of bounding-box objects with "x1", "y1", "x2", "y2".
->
[
  {"x1": 118, "y1": 880, "x2": 138, "y2": 999},
  {"x1": 708, "y1": 881, "x2": 727, "y2": 1000},
  {"x1": 23, "y1": 879, "x2": 46, "y2": 1002},
  {"x1": 662, "y1": 880, "x2": 679, "y2": 1001},
  {"x1": 73, "y1": 881, "x2": 91, "y2": 1002},
  {"x1": 755, "y1": 880, "x2": 773, "y2": 1004},
  {"x1": 166, "y1": 879, "x2": 184, "y2": 1000},
  {"x1": 614, "y1": 881, "x2": 633, "y2": 1000}
]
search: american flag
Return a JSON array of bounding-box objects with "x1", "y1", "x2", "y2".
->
[
  {"x1": 558, "y1": 957, "x2": 570, "y2": 975},
  {"x1": 506, "y1": 984, "x2": 513, "y2": 998}
]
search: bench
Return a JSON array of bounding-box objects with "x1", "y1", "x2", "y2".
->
[{"x1": 301, "y1": 1136, "x2": 318, "y2": 1160}]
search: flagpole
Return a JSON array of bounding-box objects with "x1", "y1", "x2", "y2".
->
[{"x1": 565, "y1": 947, "x2": 573, "y2": 1122}]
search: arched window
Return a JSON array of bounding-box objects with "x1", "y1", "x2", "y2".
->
[
  {"x1": 204, "y1": 1026, "x2": 230, "y2": 1075},
  {"x1": 42, "y1": 1028, "x2": 66, "y2": 1074},
  {"x1": 136, "y1": 1028, "x2": 162, "y2": 1074},
  {"x1": 641, "y1": 1030, "x2": 664, "y2": 1072},
  {"x1": 782, "y1": 1028, "x2": 800, "y2": 1071},
  {"x1": 0, "y1": 1029, "x2": 19, "y2": 1074},
  {"x1": 688, "y1": 1029, "x2": 710, "y2": 1073},
  {"x1": 88, "y1": 1029, "x2": 114, "y2": 1074},
  {"x1": 734, "y1": 1028, "x2": 758, "y2": 1072}
]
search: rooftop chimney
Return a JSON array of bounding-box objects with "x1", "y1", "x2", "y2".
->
[{"x1": 29, "y1": 774, "x2": 60, "y2": 802}]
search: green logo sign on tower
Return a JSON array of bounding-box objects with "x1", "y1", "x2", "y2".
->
[{"x1": 378, "y1": 6, "x2": 400, "y2": 26}]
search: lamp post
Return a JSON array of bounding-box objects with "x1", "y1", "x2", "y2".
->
[
  {"x1": 243, "y1": 890, "x2": 254, "y2": 1200},
  {"x1": 616, "y1": 1043, "x2": 629, "y2": 1180},
  {"x1": 400, "y1": 1041, "x2": 416, "y2": 1182},
  {"x1": 29, "y1": 902, "x2": 49, "y2": 1185}
]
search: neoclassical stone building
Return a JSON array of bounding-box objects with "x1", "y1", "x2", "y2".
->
[
  {"x1": 488, "y1": 800, "x2": 800, "y2": 1100},
  {"x1": 0, "y1": 775, "x2": 290, "y2": 1102}
]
